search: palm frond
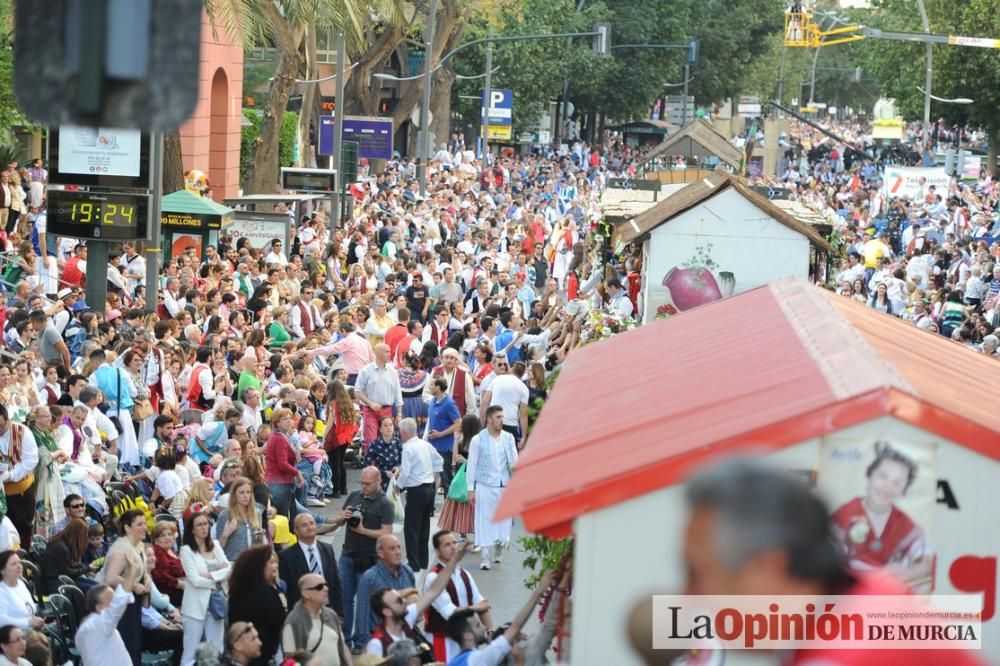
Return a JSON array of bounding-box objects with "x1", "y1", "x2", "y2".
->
[{"x1": 203, "y1": 0, "x2": 270, "y2": 49}]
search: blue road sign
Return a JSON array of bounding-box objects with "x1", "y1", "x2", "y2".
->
[
  {"x1": 480, "y1": 88, "x2": 513, "y2": 126},
  {"x1": 342, "y1": 117, "x2": 394, "y2": 162},
  {"x1": 318, "y1": 115, "x2": 336, "y2": 156},
  {"x1": 319, "y1": 115, "x2": 393, "y2": 161}
]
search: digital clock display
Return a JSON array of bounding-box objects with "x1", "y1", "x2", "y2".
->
[{"x1": 48, "y1": 189, "x2": 149, "y2": 240}]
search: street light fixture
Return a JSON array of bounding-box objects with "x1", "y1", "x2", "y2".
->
[{"x1": 916, "y1": 86, "x2": 973, "y2": 105}]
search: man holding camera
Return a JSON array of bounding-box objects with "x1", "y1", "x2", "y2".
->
[{"x1": 331, "y1": 466, "x2": 395, "y2": 651}]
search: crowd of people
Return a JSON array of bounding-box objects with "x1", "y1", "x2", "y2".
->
[
  {"x1": 739, "y1": 117, "x2": 1000, "y2": 354},
  {"x1": 4, "y1": 104, "x2": 991, "y2": 665},
  {"x1": 0, "y1": 141, "x2": 633, "y2": 666}
]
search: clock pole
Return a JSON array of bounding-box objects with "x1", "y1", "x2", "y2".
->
[{"x1": 84, "y1": 240, "x2": 109, "y2": 313}]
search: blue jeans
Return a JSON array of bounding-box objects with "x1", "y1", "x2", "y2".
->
[
  {"x1": 269, "y1": 483, "x2": 297, "y2": 522},
  {"x1": 338, "y1": 553, "x2": 359, "y2": 647}
]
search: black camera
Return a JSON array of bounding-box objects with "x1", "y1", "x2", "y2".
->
[{"x1": 347, "y1": 508, "x2": 363, "y2": 528}]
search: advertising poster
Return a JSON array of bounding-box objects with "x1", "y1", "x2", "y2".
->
[
  {"x1": 59, "y1": 126, "x2": 143, "y2": 177},
  {"x1": 228, "y1": 212, "x2": 289, "y2": 250},
  {"x1": 881, "y1": 166, "x2": 950, "y2": 200},
  {"x1": 818, "y1": 432, "x2": 938, "y2": 592},
  {"x1": 171, "y1": 233, "x2": 202, "y2": 260}
]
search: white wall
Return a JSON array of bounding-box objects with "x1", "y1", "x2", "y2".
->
[
  {"x1": 641, "y1": 188, "x2": 811, "y2": 322},
  {"x1": 569, "y1": 416, "x2": 1000, "y2": 663}
]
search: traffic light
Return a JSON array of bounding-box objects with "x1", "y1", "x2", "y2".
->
[
  {"x1": 13, "y1": 0, "x2": 202, "y2": 130},
  {"x1": 687, "y1": 38, "x2": 701, "y2": 65},
  {"x1": 341, "y1": 142, "x2": 359, "y2": 184},
  {"x1": 594, "y1": 23, "x2": 611, "y2": 56}
]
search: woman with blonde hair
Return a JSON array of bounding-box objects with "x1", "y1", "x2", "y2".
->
[
  {"x1": 214, "y1": 477, "x2": 265, "y2": 561},
  {"x1": 184, "y1": 478, "x2": 215, "y2": 515}
]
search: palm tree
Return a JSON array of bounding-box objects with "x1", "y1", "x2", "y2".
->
[{"x1": 206, "y1": 0, "x2": 369, "y2": 194}]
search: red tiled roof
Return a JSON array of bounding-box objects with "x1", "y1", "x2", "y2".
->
[{"x1": 496, "y1": 278, "x2": 1000, "y2": 537}]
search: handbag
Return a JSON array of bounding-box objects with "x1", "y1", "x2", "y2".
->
[
  {"x1": 446, "y1": 462, "x2": 468, "y2": 503},
  {"x1": 208, "y1": 588, "x2": 228, "y2": 620},
  {"x1": 387, "y1": 477, "x2": 405, "y2": 526},
  {"x1": 133, "y1": 398, "x2": 154, "y2": 421}
]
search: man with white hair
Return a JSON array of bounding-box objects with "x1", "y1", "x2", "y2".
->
[
  {"x1": 982, "y1": 334, "x2": 999, "y2": 357},
  {"x1": 395, "y1": 417, "x2": 442, "y2": 572}
]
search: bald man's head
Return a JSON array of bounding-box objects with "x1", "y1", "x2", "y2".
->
[
  {"x1": 298, "y1": 573, "x2": 325, "y2": 591},
  {"x1": 360, "y1": 466, "x2": 381, "y2": 497},
  {"x1": 376, "y1": 534, "x2": 403, "y2": 567},
  {"x1": 374, "y1": 343, "x2": 391, "y2": 363}
]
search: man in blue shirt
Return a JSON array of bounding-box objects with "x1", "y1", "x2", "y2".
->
[{"x1": 426, "y1": 377, "x2": 462, "y2": 492}]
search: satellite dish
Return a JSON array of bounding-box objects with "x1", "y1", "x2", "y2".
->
[{"x1": 410, "y1": 107, "x2": 434, "y2": 127}]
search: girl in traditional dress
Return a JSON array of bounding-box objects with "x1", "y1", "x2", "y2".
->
[
  {"x1": 437, "y1": 415, "x2": 479, "y2": 539},
  {"x1": 830, "y1": 441, "x2": 934, "y2": 591}
]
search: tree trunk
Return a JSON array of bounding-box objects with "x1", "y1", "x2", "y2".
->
[
  {"x1": 429, "y1": 65, "x2": 455, "y2": 152},
  {"x1": 990, "y1": 126, "x2": 999, "y2": 179},
  {"x1": 243, "y1": 4, "x2": 304, "y2": 195},
  {"x1": 297, "y1": 27, "x2": 318, "y2": 168},
  {"x1": 162, "y1": 131, "x2": 184, "y2": 194},
  {"x1": 343, "y1": 23, "x2": 406, "y2": 117},
  {"x1": 390, "y1": 0, "x2": 463, "y2": 133}
]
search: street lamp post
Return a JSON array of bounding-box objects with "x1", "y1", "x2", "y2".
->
[
  {"x1": 481, "y1": 38, "x2": 493, "y2": 161},
  {"x1": 915, "y1": 0, "x2": 933, "y2": 147}
]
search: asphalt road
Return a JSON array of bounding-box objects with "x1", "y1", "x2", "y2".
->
[{"x1": 313, "y1": 463, "x2": 541, "y2": 635}]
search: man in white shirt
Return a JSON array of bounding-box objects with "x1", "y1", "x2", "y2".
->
[
  {"x1": 606, "y1": 277, "x2": 634, "y2": 317},
  {"x1": 0, "y1": 403, "x2": 40, "y2": 546},
  {"x1": 444, "y1": 568, "x2": 553, "y2": 666},
  {"x1": 424, "y1": 530, "x2": 493, "y2": 662},
  {"x1": 466, "y1": 406, "x2": 518, "y2": 570},
  {"x1": 120, "y1": 242, "x2": 147, "y2": 296},
  {"x1": 239, "y1": 388, "x2": 264, "y2": 433},
  {"x1": 162, "y1": 277, "x2": 185, "y2": 318},
  {"x1": 264, "y1": 239, "x2": 289, "y2": 266},
  {"x1": 76, "y1": 567, "x2": 141, "y2": 665},
  {"x1": 396, "y1": 418, "x2": 443, "y2": 572},
  {"x1": 365, "y1": 543, "x2": 470, "y2": 658},
  {"x1": 479, "y1": 358, "x2": 529, "y2": 449}
]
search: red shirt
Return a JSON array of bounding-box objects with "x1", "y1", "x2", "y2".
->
[
  {"x1": 384, "y1": 323, "x2": 408, "y2": 359},
  {"x1": 62, "y1": 257, "x2": 86, "y2": 287},
  {"x1": 264, "y1": 432, "x2": 298, "y2": 484},
  {"x1": 151, "y1": 544, "x2": 185, "y2": 593}
]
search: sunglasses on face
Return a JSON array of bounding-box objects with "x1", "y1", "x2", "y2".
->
[{"x1": 306, "y1": 582, "x2": 328, "y2": 591}]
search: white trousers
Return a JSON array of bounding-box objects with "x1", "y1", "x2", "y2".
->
[
  {"x1": 473, "y1": 484, "x2": 511, "y2": 549},
  {"x1": 35, "y1": 256, "x2": 58, "y2": 295},
  {"x1": 181, "y1": 613, "x2": 224, "y2": 666}
]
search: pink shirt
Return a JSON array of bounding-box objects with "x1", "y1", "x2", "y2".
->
[{"x1": 308, "y1": 333, "x2": 375, "y2": 374}]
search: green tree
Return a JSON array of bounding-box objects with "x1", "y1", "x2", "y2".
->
[
  {"x1": 861, "y1": 0, "x2": 1000, "y2": 171},
  {"x1": 206, "y1": 0, "x2": 369, "y2": 194},
  {"x1": 0, "y1": 2, "x2": 34, "y2": 139}
]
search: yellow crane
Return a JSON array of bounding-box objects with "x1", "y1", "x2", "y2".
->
[{"x1": 784, "y1": 9, "x2": 1000, "y2": 49}]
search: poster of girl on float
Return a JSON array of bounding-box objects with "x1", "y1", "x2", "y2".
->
[{"x1": 818, "y1": 433, "x2": 937, "y2": 593}]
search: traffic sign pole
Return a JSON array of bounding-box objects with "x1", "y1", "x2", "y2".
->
[{"x1": 331, "y1": 30, "x2": 346, "y2": 229}]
